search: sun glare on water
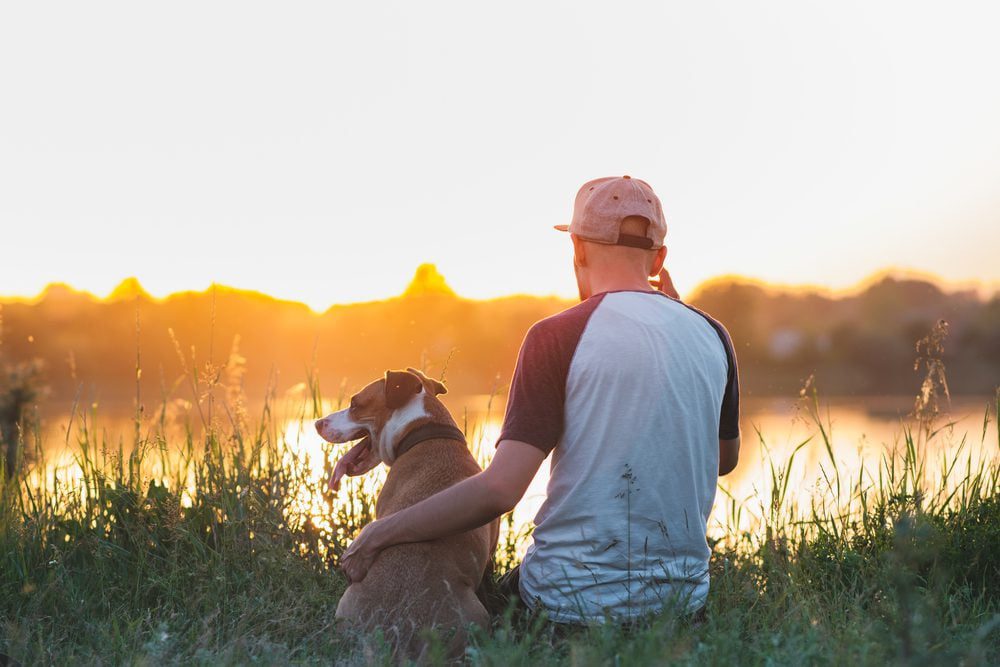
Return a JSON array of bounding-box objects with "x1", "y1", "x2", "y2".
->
[
  {"x1": 25, "y1": 392, "x2": 997, "y2": 569},
  {"x1": 279, "y1": 411, "x2": 543, "y2": 559}
]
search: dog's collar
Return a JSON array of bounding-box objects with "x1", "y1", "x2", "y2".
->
[{"x1": 394, "y1": 422, "x2": 467, "y2": 461}]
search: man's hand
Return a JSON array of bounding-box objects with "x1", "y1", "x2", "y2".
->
[
  {"x1": 335, "y1": 440, "x2": 545, "y2": 585},
  {"x1": 651, "y1": 267, "x2": 680, "y2": 300},
  {"x1": 340, "y1": 520, "x2": 385, "y2": 583}
]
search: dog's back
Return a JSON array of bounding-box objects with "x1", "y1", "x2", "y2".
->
[{"x1": 336, "y1": 439, "x2": 498, "y2": 661}]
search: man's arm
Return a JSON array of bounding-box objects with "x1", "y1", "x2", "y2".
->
[
  {"x1": 339, "y1": 439, "x2": 546, "y2": 582},
  {"x1": 719, "y1": 436, "x2": 740, "y2": 476}
]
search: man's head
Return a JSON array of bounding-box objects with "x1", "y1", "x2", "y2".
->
[{"x1": 556, "y1": 176, "x2": 668, "y2": 300}]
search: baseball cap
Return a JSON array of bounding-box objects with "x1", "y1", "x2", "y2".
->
[{"x1": 554, "y1": 175, "x2": 667, "y2": 249}]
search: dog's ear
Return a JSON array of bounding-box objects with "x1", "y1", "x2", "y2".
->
[
  {"x1": 405, "y1": 366, "x2": 448, "y2": 396},
  {"x1": 385, "y1": 369, "x2": 424, "y2": 409}
]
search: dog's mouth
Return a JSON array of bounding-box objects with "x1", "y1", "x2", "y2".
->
[
  {"x1": 328, "y1": 430, "x2": 380, "y2": 492},
  {"x1": 333, "y1": 426, "x2": 371, "y2": 445},
  {"x1": 347, "y1": 432, "x2": 374, "y2": 455},
  {"x1": 341, "y1": 427, "x2": 369, "y2": 444}
]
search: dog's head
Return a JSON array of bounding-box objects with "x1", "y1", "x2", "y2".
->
[{"x1": 315, "y1": 367, "x2": 449, "y2": 491}]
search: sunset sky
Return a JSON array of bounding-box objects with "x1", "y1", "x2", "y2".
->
[{"x1": 2, "y1": 1, "x2": 999, "y2": 310}]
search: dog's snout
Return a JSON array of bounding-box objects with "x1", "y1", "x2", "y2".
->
[{"x1": 314, "y1": 418, "x2": 326, "y2": 435}]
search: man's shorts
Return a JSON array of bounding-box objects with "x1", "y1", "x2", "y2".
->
[{"x1": 482, "y1": 565, "x2": 708, "y2": 629}]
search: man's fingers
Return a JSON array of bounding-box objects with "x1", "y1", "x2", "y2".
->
[
  {"x1": 650, "y1": 268, "x2": 667, "y2": 289},
  {"x1": 340, "y1": 549, "x2": 354, "y2": 582},
  {"x1": 340, "y1": 557, "x2": 366, "y2": 584},
  {"x1": 339, "y1": 537, "x2": 373, "y2": 584},
  {"x1": 655, "y1": 268, "x2": 679, "y2": 299},
  {"x1": 346, "y1": 563, "x2": 364, "y2": 583}
]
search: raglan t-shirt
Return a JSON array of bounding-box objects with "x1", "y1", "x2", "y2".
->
[{"x1": 497, "y1": 289, "x2": 740, "y2": 623}]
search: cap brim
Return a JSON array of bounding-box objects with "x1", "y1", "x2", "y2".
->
[{"x1": 553, "y1": 224, "x2": 570, "y2": 232}]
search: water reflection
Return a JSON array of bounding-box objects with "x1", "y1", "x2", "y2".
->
[{"x1": 31, "y1": 395, "x2": 998, "y2": 558}]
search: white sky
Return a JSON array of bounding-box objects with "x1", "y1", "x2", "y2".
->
[{"x1": 2, "y1": 1, "x2": 999, "y2": 309}]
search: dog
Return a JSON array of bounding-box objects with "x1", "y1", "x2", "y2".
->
[{"x1": 315, "y1": 367, "x2": 499, "y2": 661}]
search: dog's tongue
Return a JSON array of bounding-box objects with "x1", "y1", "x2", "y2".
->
[{"x1": 329, "y1": 435, "x2": 380, "y2": 491}]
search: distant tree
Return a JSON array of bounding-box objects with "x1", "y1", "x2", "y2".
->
[
  {"x1": 0, "y1": 359, "x2": 45, "y2": 478},
  {"x1": 403, "y1": 264, "x2": 456, "y2": 298}
]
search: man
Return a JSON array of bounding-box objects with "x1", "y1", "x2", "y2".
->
[{"x1": 340, "y1": 175, "x2": 740, "y2": 624}]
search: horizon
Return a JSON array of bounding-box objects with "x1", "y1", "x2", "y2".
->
[
  {"x1": 6, "y1": 259, "x2": 999, "y2": 405},
  {"x1": 1, "y1": 262, "x2": 997, "y2": 313}
]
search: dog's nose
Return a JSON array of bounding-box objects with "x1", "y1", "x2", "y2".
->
[{"x1": 314, "y1": 419, "x2": 325, "y2": 434}]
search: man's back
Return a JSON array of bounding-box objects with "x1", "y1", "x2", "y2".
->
[{"x1": 499, "y1": 289, "x2": 739, "y2": 622}]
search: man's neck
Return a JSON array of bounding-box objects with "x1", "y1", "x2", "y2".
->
[{"x1": 584, "y1": 275, "x2": 656, "y2": 299}]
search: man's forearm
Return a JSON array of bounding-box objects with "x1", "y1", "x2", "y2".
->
[{"x1": 369, "y1": 472, "x2": 504, "y2": 550}]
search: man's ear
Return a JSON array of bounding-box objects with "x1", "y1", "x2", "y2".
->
[
  {"x1": 385, "y1": 369, "x2": 424, "y2": 409},
  {"x1": 405, "y1": 366, "x2": 448, "y2": 396},
  {"x1": 571, "y1": 233, "x2": 587, "y2": 268}
]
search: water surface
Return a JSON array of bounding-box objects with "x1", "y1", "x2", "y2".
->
[{"x1": 31, "y1": 394, "x2": 998, "y2": 555}]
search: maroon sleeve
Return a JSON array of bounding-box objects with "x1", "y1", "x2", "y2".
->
[
  {"x1": 677, "y1": 299, "x2": 741, "y2": 439},
  {"x1": 497, "y1": 296, "x2": 604, "y2": 454},
  {"x1": 714, "y1": 322, "x2": 741, "y2": 440}
]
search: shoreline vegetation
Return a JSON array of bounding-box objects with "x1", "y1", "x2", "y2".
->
[
  {"x1": 1, "y1": 324, "x2": 999, "y2": 665},
  {"x1": 2, "y1": 267, "x2": 999, "y2": 407}
]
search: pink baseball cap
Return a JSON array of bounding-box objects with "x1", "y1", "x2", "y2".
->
[{"x1": 554, "y1": 175, "x2": 667, "y2": 249}]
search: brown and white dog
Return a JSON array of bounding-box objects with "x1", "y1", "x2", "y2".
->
[{"x1": 315, "y1": 368, "x2": 499, "y2": 661}]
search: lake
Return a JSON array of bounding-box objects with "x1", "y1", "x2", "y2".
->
[{"x1": 28, "y1": 393, "x2": 999, "y2": 556}]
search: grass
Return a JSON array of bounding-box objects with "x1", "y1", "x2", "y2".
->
[{"x1": 0, "y1": 345, "x2": 998, "y2": 665}]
